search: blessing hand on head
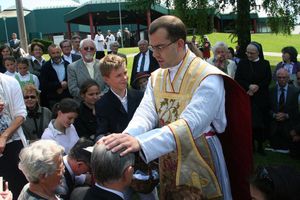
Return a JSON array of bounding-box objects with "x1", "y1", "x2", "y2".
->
[{"x1": 98, "y1": 133, "x2": 141, "y2": 156}]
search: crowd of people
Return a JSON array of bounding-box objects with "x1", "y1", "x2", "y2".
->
[{"x1": 0, "y1": 15, "x2": 300, "y2": 200}]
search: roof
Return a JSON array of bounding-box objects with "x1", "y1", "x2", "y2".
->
[
  {"x1": 0, "y1": 9, "x2": 31, "y2": 18},
  {"x1": 2, "y1": 0, "x2": 80, "y2": 11},
  {"x1": 64, "y1": 1, "x2": 169, "y2": 26}
]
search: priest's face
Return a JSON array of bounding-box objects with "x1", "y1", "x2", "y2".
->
[{"x1": 149, "y1": 28, "x2": 183, "y2": 69}]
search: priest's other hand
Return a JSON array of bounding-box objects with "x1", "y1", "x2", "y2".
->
[{"x1": 99, "y1": 133, "x2": 141, "y2": 156}]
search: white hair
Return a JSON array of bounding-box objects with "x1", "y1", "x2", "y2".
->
[
  {"x1": 138, "y1": 39, "x2": 148, "y2": 46},
  {"x1": 212, "y1": 41, "x2": 228, "y2": 54},
  {"x1": 79, "y1": 38, "x2": 96, "y2": 49},
  {"x1": 18, "y1": 140, "x2": 64, "y2": 183}
]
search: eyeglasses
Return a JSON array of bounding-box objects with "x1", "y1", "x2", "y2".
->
[
  {"x1": 83, "y1": 46, "x2": 95, "y2": 51},
  {"x1": 24, "y1": 95, "x2": 37, "y2": 100},
  {"x1": 150, "y1": 40, "x2": 177, "y2": 52}
]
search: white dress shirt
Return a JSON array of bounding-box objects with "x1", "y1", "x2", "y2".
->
[
  {"x1": 51, "y1": 60, "x2": 66, "y2": 82},
  {"x1": 137, "y1": 50, "x2": 150, "y2": 72},
  {"x1": 41, "y1": 120, "x2": 79, "y2": 154}
]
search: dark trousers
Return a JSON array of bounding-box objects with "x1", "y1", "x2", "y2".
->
[
  {"x1": 95, "y1": 51, "x2": 105, "y2": 60},
  {"x1": 0, "y1": 140, "x2": 28, "y2": 199}
]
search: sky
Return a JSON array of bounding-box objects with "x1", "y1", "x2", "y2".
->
[{"x1": 0, "y1": 0, "x2": 90, "y2": 10}]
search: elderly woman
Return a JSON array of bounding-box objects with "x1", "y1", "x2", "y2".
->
[
  {"x1": 0, "y1": 45, "x2": 13, "y2": 73},
  {"x1": 18, "y1": 140, "x2": 65, "y2": 200},
  {"x1": 27, "y1": 42, "x2": 45, "y2": 78},
  {"x1": 0, "y1": 72, "x2": 28, "y2": 198},
  {"x1": 235, "y1": 42, "x2": 272, "y2": 155},
  {"x1": 22, "y1": 84, "x2": 52, "y2": 142},
  {"x1": 207, "y1": 41, "x2": 237, "y2": 78},
  {"x1": 273, "y1": 46, "x2": 300, "y2": 86}
]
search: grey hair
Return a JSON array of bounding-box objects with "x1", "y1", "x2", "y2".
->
[
  {"x1": 110, "y1": 41, "x2": 120, "y2": 48},
  {"x1": 79, "y1": 38, "x2": 96, "y2": 49},
  {"x1": 138, "y1": 39, "x2": 148, "y2": 46},
  {"x1": 276, "y1": 68, "x2": 289, "y2": 77},
  {"x1": 18, "y1": 140, "x2": 64, "y2": 183},
  {"x1": 212, "y1": 41, "x2": 228, "y2": 55},
  {"x1": 91, "y1": 143, "x2": 135, "y2": 183}
]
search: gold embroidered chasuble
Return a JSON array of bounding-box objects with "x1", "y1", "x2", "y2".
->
[{"x1": 151, "y1": 51, "x2": 225, "y2": 200}]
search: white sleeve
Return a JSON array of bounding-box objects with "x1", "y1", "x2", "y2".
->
[
  {"x1": 10, "y1": 78, "x2": 27, "y2": 119},
  {"x1": 133, "y1": 75, "x2": 226, "y2": 163}
]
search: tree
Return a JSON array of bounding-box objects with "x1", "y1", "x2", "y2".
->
[{"x1": 127, "y1": 0, "x2": 299, "y2": 57}]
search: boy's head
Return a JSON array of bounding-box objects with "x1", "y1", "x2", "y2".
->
[
  {"x1": 100, "y1": 54, "x2": 128, "y2": 93},
  {"x1": 3, "y1": 56, "x2": 16, "y2": 73},
  {"x1": 17, "y1": 57, "x2": 29, "y2": 76}
]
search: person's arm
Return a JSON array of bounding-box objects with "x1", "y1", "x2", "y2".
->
[
  {"x1": 0, "y1": 116, "x2": 24, "y2": 153},
  {"x1": 235, "y1": 61, "x2": 251, "y2": 91},
  {"x1": 67, "y1": 65, "x2": 80, "y2": 98},
  {"x1": 257, "y1": 60, "x2": 272, "y2": 89},
  {"x1": 33, "y1": 74, "x2": 40, "y2": 90},
  {"x1": 104, "y1": 75, "x2": 225, "y2": 162},
  {"x1": 134, "y1": 75, "x2": 225, "y2": 162},
  {"x1": 0, "y1": 80, "x2": 26, "y2": 153}
]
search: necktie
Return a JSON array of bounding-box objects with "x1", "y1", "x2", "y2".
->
[
  {"x1": 140, "y1": 53, "x2": 146, "y2": 72},
  {"x1": 279, "y1": 87, "x2": 285, "y2": 112}
]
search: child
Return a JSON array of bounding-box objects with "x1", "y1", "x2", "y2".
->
[
  {"x1": 74, "y1": 79, "x2": 100, "y2": 139},
  {"x1": 42, "y1": 98, "x2": 80, "y2": 154},
  {"x1": 3, "y1": 56, "x2": 16, "y2": 77},
  {"x1": 15, "y1": 57, "x2": 39, "y2": 89}
]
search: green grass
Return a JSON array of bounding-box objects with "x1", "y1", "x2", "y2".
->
[
  {"x1": 189, "y1": 33, "x2": 300, "y2": 52},
  {"x1": 254, "y1": 151, "x2": 300, "y2": 170}
]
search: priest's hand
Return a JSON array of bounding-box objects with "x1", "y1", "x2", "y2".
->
[{"x1": 99, "y1": 133, "x2": 141, "y2": 156}]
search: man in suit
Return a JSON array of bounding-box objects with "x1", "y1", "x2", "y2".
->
[
  {"x1": 60, "y1": 39, "x2": 81, "y2": 64},
  {"x1": 68, "y1": 38, "x2": 107, "y2": 102},
  {"x1": 110, "y1": 41, "x2": 127, "y2": 64},
  {"x1": 269, "y1": 68, "x2": 300, "y2": 152},
  {"x1": 70, "y1": 143, "x2": 135, "y2": 200},
  {"x1": 130, "y1": 39, "x2": 159, "y2": 89},
  {"x1": 71, "y1": 35, "x2": 81, "y2": 56},
  {"x1": 40, "y1": 44, "x2": 72, "y2": 108},
  {"x1": 56, "y1": 138, "x2": 94, "y2": 200},
  {"x1": 95, "y1": 54, "x2": 143, "y2": 138},
  {"x1": 9, "y1": 33, "x2": 20, "y2": 58}
]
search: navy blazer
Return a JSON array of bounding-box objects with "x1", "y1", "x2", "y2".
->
[
  {"x1": 95, "y1": 88, "x2": 143, "y2": 136},
  {"x1": 40, "y1": 60, "x2": 71, "y2": 107},
  {"x1": 269, "y1": 84, "x2": 300, "y2": 126},
  {"x1": 130, "y1": 50, "x2": 159, "y2": 89},
  {"x1": 70, "y1": 185, "x2": 123, "y2": 200}
]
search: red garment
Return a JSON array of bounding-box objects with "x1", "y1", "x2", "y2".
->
[{"x1": 219, "y1": 76, "x2": 253, "y2": 200}]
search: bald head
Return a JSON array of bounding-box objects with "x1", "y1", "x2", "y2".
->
[{"x1": 276, "y1": 68, "x2": 289, "y2": 87}]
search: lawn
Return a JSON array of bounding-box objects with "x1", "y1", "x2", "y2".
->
[{"x1": 190, "y1": 32, "x2": 300, "y2": 53}]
